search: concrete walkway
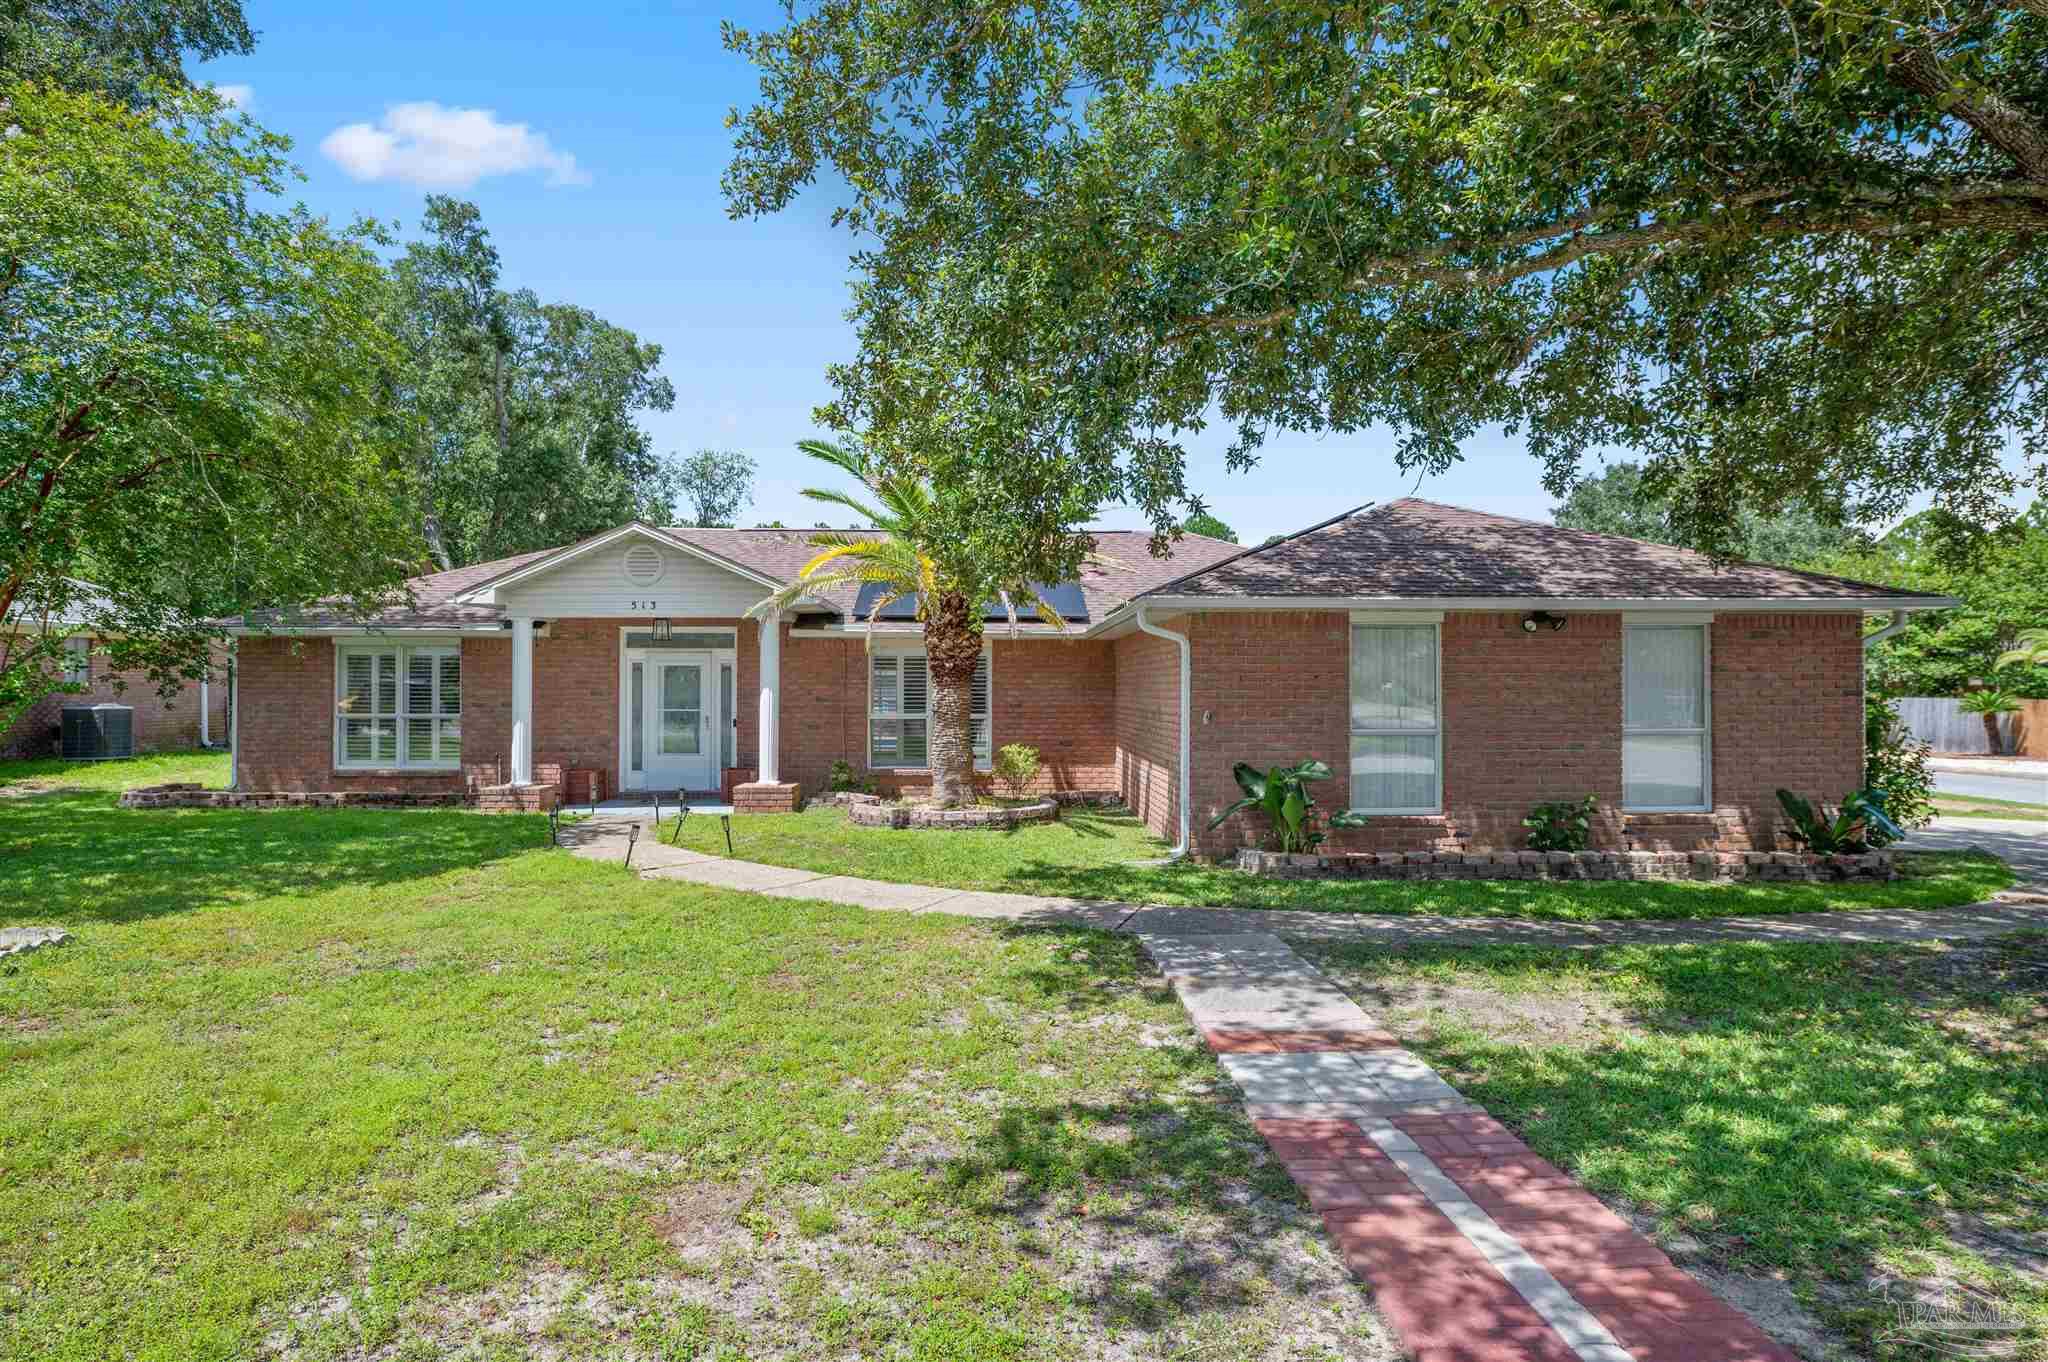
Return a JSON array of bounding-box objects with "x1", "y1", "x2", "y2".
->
[
  {"x1": 559, "y1": 818, "x2": 2048, "y2": 948},
  {"x1": 558, "y1": 816, "x2": 2046, "y2": 1362}
]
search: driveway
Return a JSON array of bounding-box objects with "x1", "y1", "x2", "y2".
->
[{"x1": 1897, "y1": 815, "x2": 2047, "y2": 891}]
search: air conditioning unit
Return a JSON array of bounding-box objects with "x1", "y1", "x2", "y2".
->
[{"x1": 61, "y1": 704, "x2": 134, "y2": 760}]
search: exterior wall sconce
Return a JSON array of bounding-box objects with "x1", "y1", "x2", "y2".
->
[{"x1": 652, "y1": 618, "x2": 672, "y2": 641}]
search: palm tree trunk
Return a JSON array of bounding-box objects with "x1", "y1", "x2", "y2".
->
[
  {"x1": 923, "y1": 591, "x2": 982, "y2": 809},
  {"x1": 1983, "y1": 711, "x2": 2005, "y2": 756}
]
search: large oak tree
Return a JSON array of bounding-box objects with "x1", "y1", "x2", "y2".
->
[
  {"x1": 726, "y1": 0, "x2": 2048, "y2": 575},
  {"x1": 1, "y1": 83, "x2": 419, "y2": 730}
]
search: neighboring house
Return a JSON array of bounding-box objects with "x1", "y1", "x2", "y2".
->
[
  {"x1": 223, "y1": 500, "x2": 1952, "y2": 855},
  {"x1": 1, "y1": 579, "x2": 230, "y2": 760}
]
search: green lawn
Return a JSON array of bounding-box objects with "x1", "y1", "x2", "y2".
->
[
  {"x1": 1935, "y1": 792, "x2": 2048, "y2": 821},
  {"x1": 666, "y1": 804, "x2": 2013, "y2": 922},
  {"x1": 0, "y1": 755, "x2": 1386, "y2": 1361},
  {"x1": 1301, "y1": 938, "x2": 2048, "y2": 1358}
]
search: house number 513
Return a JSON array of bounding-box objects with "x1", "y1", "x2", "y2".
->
[{"x1": 628, "y1": 600, "x2": 658, "y2": 611}]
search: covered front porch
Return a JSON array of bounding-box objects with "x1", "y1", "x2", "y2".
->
[{"x1": 500, "y1": 612, "x2": 796, "y2": 810}]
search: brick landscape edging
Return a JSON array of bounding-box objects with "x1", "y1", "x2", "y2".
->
[
  {"x1": 845, "y1": 796, "x2": 1061, "y2": 830},
  {"x1": 1237, "y1": 846, "x2": 1896, "y2": 883},
  {"x1": 117, "y1": 782, "x2": 558, "y2": 813}
]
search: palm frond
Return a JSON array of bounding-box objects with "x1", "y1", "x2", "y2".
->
[
  {"x1": 795, "y1": 437, "x2": 867, "y2": 482},
  {"x1": 800, "y1": 539, "x2": 920, "y2": 581},
  {"x1": 799, "y1": 486, "x2": 892, "y2": 529}
]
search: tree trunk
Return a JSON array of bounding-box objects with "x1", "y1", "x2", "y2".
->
[
  {"x1": 923, "y1": 591, "x2": 982, "y2": 809},
  {"x1": 1983, "y1": 710, "x2": 2006, "y2": 756}
]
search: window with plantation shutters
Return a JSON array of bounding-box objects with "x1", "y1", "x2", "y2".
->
[
  {"x1": 869, "y1": 650, "x2": 990, "y2": 770},
  {"x1": 336, "y1": 644, "x2": 460, "y2": 769}
]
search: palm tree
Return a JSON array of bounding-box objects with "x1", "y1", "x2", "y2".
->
[
  {"x1": 1957, "y1": 688, "x2": 2022, "y2": 756},
  {"x1": 1998, "y1": 628, "x2": 2048, "y2": 672},
  {"x1": 748, "y1": 438, "x2": 1066, "y2": 808}
]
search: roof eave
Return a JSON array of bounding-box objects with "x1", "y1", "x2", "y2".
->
[{"x1": 1121, "y1": 593, "x2": 1961, "y2": 613}]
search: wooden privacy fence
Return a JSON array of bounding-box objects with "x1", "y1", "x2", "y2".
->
[{"x1": 1895, "y1": 696, "x2": 2048, "y2": 756}]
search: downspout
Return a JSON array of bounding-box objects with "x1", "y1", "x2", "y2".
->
[
  {"x1": 1135, "y1": 606, "x2": 1192, "y2": 859},
  {"x1": 199, "y1": 676, "x2": 210, "y2": 747},
  {"x1": 1862, "y1": 608, "x2": 1917, "y2": 650},
  {"x1": 227, "y1": 644, "x2": 239, "y2": 789}
]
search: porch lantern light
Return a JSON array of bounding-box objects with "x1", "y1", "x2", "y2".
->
[{"x1": 652, "y1": 617, "x2": 672, "y2": 641}]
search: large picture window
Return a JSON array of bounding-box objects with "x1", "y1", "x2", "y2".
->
[
  {"x1": 1623, "y1": 624, "x2": 1709, "y2": 809},
  {"x1": 869, "y1": 651, "x2": 990, "y2": 770},
  {"x1": 1348, "y1": 620, "x2": 1441, "y2": 813},
  {"x1": 336, "y1": 644, "x2": 461, "y2": 769}
]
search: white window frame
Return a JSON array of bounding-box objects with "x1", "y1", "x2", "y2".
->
[
  {"x1": 334, "y1": 640, "x2": 462, "y2": 771},
  {"x1": 867, "y1": 645, "x2": 992, "y2": 772},
  {"x1": 1621, "y1": 616, "x2": 1713, "y2": 812},
  {"x1": 61, "y1": 637, "x2": 90, "y2": 686},
  {"x1": 1347, "y1": 612, "x2": 1444, "y2": 815}
]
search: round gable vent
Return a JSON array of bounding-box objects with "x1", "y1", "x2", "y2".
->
[{"x1": 621, "y1": 543, "x2": 664, "y2": 586}]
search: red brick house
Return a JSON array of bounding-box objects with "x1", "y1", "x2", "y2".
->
[
  {"x1": 223, "y1": 500, "x2": 1950, "y2": 855},
  {"x1": 3, "y1": 580, "x2": 230, "y2": 760}
]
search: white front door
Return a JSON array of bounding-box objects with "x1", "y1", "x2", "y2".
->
[{"x1": 642, "y1": 654, "x2": 714, "y2": 791}]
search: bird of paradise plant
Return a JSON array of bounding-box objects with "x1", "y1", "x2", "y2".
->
[{"x1": 747, "y1": 438, "x2": 1068, "y2": 808}]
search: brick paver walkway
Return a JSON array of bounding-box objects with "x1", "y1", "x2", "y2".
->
[
  {"x1": 1144, "y1": 930, "x2": 1800, "y2": 1362},
  {"x1": 560, "y1": 816, "x2": 2047, "y2": 1360}
]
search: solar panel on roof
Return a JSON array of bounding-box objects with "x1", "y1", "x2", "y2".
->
[{"x1": 848, "y1": 581, "x2": 1089, "y2": 624}]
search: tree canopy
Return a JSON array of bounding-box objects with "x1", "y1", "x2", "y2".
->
[
  {"x1": 1808, "y1": 503, "x2": 2048, "y2": 698},
  {"x1": 1, "y1": 0, "x2": 254, "y2": 102},
  {"x1": 1552, "y1": 461, "x2": 1864, "y2": 563},
  {"x1": 727, "y1": 0, "x2": 2048, "y2": 571},
  {"x1": 1183, "y1": 510, "x2": 1237, "y2": 543},
  {"x1": 673, "y1": 448, "x2": 758, "y2": 527},
  {"x1": 385, "y1": 196, "x2": 688, "y2": 567},
  {"x1": 1, "y1": 82, "x2": 419, "y2": 728}
]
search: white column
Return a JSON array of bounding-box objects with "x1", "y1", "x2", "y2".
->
[
  {"x1": 756, "y1": 607, "x2": 781, "y2": 784},
  {"x1": 510, "y1": 616, "x2": 535, "y2": 785}
]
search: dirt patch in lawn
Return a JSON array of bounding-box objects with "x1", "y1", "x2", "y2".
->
[
  {"x1": 648, "y1": 1179, "x2": 758, "y2": 1262},
  {"x1": 1853, "y1": 933, "x2": 2048, "y2": 1061},
  {"x1": 1331, "y1": 966, "x2": 1636, "y2": 1049}
]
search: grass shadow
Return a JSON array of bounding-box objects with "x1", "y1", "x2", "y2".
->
[{"x1": 2, "y1": 788, "x2": 549, "y2": 927}]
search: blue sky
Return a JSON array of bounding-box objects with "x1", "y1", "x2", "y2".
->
[{"x1": 191, "y1": 4, "x2": 1965, "y2": 545}]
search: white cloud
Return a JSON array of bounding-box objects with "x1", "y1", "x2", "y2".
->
[
  {"x1": 212, "y1": 83, "x2": 254, "y2": 110},
  {"x1": 320, "y1": 102, "x2": 589, "y2": 190}
]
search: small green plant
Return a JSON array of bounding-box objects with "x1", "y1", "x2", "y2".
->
[
  {"x1": 992, "y1": 743, "x2": 1041, "y2": 800},
  {"x1": 1208, "y1": 759, "x2": 1368, "y2": 853},
  {"x1": 1957, "y1": 688, "x2": 2022, "y2": 755},
  {"x1": 793, "y1": 1203, "x2": 839, "y2": 1238},
  {"x1": 1523, "y1": 794, "x2": 1597, "y2": 852},
  {"x1": 1775, "y1": 788, "x2": 1905, "y2": 854},
  {"x1": 1864, "y1": 695, "x2": 1934, "y2": 843},
  {"x1": 826, "y1": 759, "x2": 874, "y2": 794}
]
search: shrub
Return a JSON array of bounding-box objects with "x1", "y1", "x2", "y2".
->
[
  {"x1": 1864, "y1": 695, "x2": 1934, "y2": 842},
  {"x1": 1775, "y1": 788, "x2": 1905, "y2": 854},
  {"x1": 1523, "y1": 794, "x2": 1597, "y2": 852},
  {"x1": 827, "y1": 759, "x2": 874, "y2": 794},
  {"x1": 1208, "y1": 759, "x2": 1367, "y2": 853},
  {"x1": 992, "y1": 743, "x2": 1041, "y2": 799}
]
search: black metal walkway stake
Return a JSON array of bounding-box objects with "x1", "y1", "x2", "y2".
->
[
  {"x1": 625, "y1": 822, "x2": 639, "y2": 870},
  {"x1": 547, "y1": 806, "x2": 560, "y2": 847}
]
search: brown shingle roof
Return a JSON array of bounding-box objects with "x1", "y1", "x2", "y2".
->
[
  {"x1": 1143, "y1": 499, "x2": 1932, "y2": 603},
  {"x1": 662, "y1": 526, "x2": 1242, "y2": 621},
  {"x1": 232, "y1": 527, "x2": 1243, "y2": 631}
]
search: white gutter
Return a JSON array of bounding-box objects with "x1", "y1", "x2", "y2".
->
[
  {"x1": 199, "y1": 676, "x2": 210, "y2": 747},
  {"x1": 1122, "y1": 593, "x2": 1961, "y2": 614},
  {"x1": 1134, "y1": 605, "x2": 1192, "y2": 859}
]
